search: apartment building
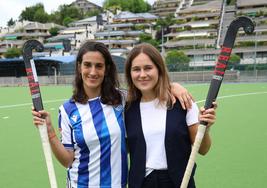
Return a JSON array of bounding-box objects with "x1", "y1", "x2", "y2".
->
[
  {"x1": 94, "y1": 11, "x2": 158, "y2": 56},
  {"x1": 164, "y1": 0, "x2": 222, "y2": 67},
  {"x1": 0, "y1": 22, "x2": 64, "y2": 57},
  {"x1": 151, "y1": 0, "x2": 181, "y2": 17},
  {"x1": 216, "y1": 0, "x2": 267, "y2": 66},
  {"x1": 46, "y1": 14, "x2": 107, "y2": 50},
  {"x1": 71, "y1": 0, "x2": 102, "y2": 14},
  {"x1": 163, "y1": 0, "x2": 267, "y2": 67},
  {"x1": 234, "y1": 0, "x2": 267, "y2": 65}
]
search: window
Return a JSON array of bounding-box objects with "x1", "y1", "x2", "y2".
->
[
  {"x1": 203, "y1": 54, "x2": 216, "y2": 61},
  {"x1": 257, "y1": 52, "x2": 267, "y2": 58}
]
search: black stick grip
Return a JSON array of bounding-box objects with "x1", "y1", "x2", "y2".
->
[{"x1": 200, "y1": 79, "x2": 221, "y2": 125}]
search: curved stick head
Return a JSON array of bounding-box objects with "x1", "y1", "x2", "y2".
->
[
  {"x1": 231, "y1": 16, "x2": 255, "y2": 34},
  {"x1": 22, "y1": 40, "x2": 44, "y2": 59},
  {"x1": 223, "y1": 16, "x2": 254, "y2": 48}
]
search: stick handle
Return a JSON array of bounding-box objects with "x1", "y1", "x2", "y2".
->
[
  {"x1": 22, "y1": 40, "x2": 58, "y2": 187},
  {"x1": 180, "y1": 124, "x2": 206, "y2": 188},
  {"x1": 180, "y1": 17, "x2": 254, "y2": 188},
  {"x1": 38, "y1": 124, "x2": 58, "y2": 188}
]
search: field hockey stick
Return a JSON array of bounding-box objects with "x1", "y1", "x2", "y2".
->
[
  {"x1": 22, "y1": 40, "x2": 58, "y2": 188},
  {"x1": 180, "y1": 16, "x2": 254, "y2": 188}
]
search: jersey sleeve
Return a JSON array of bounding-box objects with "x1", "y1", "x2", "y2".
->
[
  {"x1": 58, "y1": 105, "x2": 74, "y2": 150},
  {"x1": 186, "y1": 102, "x2": 199, "y2": 126}
]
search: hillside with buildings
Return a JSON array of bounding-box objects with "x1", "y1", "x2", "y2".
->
[
  {"x1": 0, "y1": 0, "x2": 267, "y2": 77},
  {"x1": 161, "y1": 0, "x2": 267, "y2": 69}
]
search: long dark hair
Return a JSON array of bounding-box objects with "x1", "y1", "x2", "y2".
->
[
  {"x1": 72, "y1": 41, "x2": 121, "y2": 105},
  {"x1": 125, "y1": 43, "x2": 172, "y2": 106}
]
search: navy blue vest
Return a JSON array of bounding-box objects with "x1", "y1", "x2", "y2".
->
[{"x1": 125, "y1": 100, "x2": 196, "y2": 188}]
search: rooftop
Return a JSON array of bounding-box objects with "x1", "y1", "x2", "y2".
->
[
  {"x1": 178, "y1": 0, "x2": 222, "y2": 14},
  {"x1": 0, "y1": 55, "x2": 76, "y2": 64},
  {"x1": 113, "y1": 11, "x2": 158, "y2": 21},
  {"x1": 170, "y1": 20, "x2": 219, "y2": 28},
  {"x1": 164, "y1": 39, "x2": 215, "y2": 48},
  {"x1": 24, "y1": 22, "x2": 64, "y2": 30},
  {"x1": 47, "y1": 34, "x2": 75, "y2": 42},
  {"x1": 70, "y1": 14, "x2": 107, "y2": 26},
  {"x1": 104, "y1": 23, "x2": 134, "y2": 29},
  {"x1": 3, "y1": 32, "x2": 50, "y2": 38},
  {"x1": 176, "y1": 12, "x2": 220, "y2": 19},
  {"x1": 96, "y1": 39, "x2": 138, "y2": 45},
  {"x1": 165, "y1": 29, "x2": 217, "y2": 37},
  {"x1": 237, "y1": 0, "x2": 267, "y2": 7},
  {"x1": 94, "y1": 30, "x2": 143, "y2": 37}
]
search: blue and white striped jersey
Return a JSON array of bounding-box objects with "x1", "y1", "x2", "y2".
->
[{"x1": 58, "y1": 97, "x2": 128, "y2": 188}]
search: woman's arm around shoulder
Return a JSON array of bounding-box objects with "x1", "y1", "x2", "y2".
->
[{"x1": 170, "y1": 83, "x2": 194, "y2": 110}]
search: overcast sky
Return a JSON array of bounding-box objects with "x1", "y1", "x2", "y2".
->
[{"x1": 0, "y1": 0, "x2": 155, "y2": 27}]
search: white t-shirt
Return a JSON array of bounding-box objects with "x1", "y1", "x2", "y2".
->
[{"x1": 140, "y1": 99, "x2": 199, "y2": 176}]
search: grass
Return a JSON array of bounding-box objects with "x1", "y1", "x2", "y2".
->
[{"x1": 0, "y1": 83, "x2": 266, "y2": 188}]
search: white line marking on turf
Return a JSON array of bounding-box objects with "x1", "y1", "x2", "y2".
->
[
  {"x1": 0, "y1": 99, "x2": 66, "y2": 109},
  {"x1": 0, "y1": 91, "x2": 267, "y2": 109},
  {"x1": 196, "y1": 91, "x2": 267, "y2": 104},
  {"x1": 2, "y1": 116, "x2": 9, "y2": 119}
]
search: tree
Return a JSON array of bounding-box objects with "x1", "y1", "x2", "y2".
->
[
  {"x1": 63, "y1": 17, "x2": 74, "y2": 27},
  {"x1": 19, "y1": 3, "x2": 83, "y2": 26},
  {"x1": 165, "y1": 50, "x2": 190, "y2": 71},
  {"x1": 103, "y1": 0, "x2": 150, "y2": 13},
  {"x1": 57, "y1": 5, "x2": 83, "y2": 25},
  {"x1": 7, "y1": 18, "x2": 15, "y2": 27},
  {"x1": 49, "y1": 11, "x2": 62, "y2": 25},
  {"x1": 19, "y1": 3, "x2": 48, "y2": 22},
  {"x1": 130, "y1": 0, "x2": 150, "y2": 13},
  {"x1": 103, "y1": 0, "x2": 123, "y2": 9},
  {"x1": 4, "y1": 47, "x2": 22, "y2": 58},
  {"x1": 155, "y1": 14, "x2": 175, "y2": 41},
  {"x1": 85, "y1": 9, "x2": 101, "y2": 17},
  {"x1": 49, "y1": 27, "x2": 60, "y2": 36},
  {"x1": 156, "y1": 14, "x2": 175, "y2": 29},
  {"x1": 227, "y1": 0, "x2": 236, "y2": 5},
  {"x1": 34, "y1": 9, "x2": 50, "y2": 23},
  {"x1": 229, "y1": 54, "x2": 241, "y2": 69},
  {"x1": 139, "y1": 33, "x2": 159, "y2": 48}
]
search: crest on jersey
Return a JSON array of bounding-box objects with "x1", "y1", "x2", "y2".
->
[{"x1": 71, "y1": 114, "x2": 78, "y2": 123}]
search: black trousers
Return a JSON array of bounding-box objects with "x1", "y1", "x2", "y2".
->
[{"x1": 141, "y1": 170, "x2": 175, "y2": 188}]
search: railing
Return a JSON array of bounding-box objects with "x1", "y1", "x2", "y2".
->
[{"x1": 0, "y1": 70, "x2": 266, "y2": 87}]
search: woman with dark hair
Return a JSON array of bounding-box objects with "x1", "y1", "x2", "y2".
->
[
  {"x1": 124, "y1": 43, "x2": 217, "y2": 188},
  {"x1": 32, "y1": 41, "x2": 127, "y2": 188},
  {"x1": 72, "y1": 41, "x2": 122, "y2": 105},
  {"x1": 32, "y1": 41, "x2": 193, "y2": 188}
]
